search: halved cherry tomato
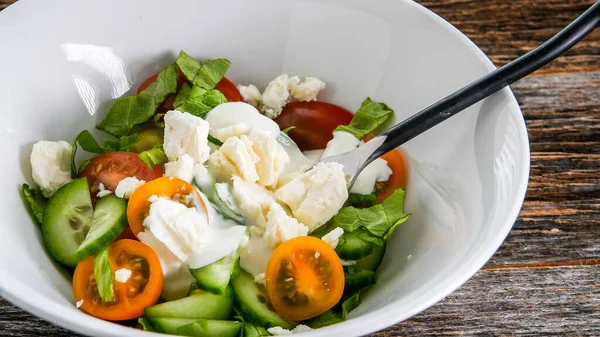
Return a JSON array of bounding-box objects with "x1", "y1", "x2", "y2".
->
[
  {"x1": 127, "y1": 176, "x2": 206, "y2": 236},
  {"x1": 266, "y1": 236, "x2": 344, "y2": 321},
  {"x1": 274, "y1": 101, "x2": 354, "y2": 151},
  {"x1": 78, "y1": 152, "x2": 162, "y2": 198},
  {"x1": 72, "y1": 239, "x2": 163, "y2": 321},
  {"x1": 363, "y1": 135, "x2": 407, "y2": 203},
  {"x1": 215, "y1": 77, "x2": 244, "y2": 102}
]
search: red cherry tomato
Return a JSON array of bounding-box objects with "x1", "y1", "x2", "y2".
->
[
  {"x1": 215, "y1": 77, "x2": 244, "y2": 102},
  {"x1": 78, "y1": 152, "x2": 162, "y2": 198},
  {"x1": 274, "y1": 101, "x2": 354, "y2": 151}
]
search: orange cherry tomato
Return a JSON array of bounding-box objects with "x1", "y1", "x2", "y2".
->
[
  {"x1": 78, "y1": 152, "x2": 162, "y2": 201},
  {"x1": 266, "y1": 236, "x2": 345, "y2": 321},
  {"x1": 72, "y1": 239, "x2": 163, "y2": 321},
  {"x1": 127, "y1": 176, "x2": 205, "y2": 236},
  {"x1": 362, "y1": 135, "x2": 407, "y2": 203},
  {"x1": 274, "y1": 101, "x2": 354, "y2": 151}
]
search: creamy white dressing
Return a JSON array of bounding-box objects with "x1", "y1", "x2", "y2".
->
[
  {"x1": 239, "y1": 229, "x2": 274, "y2": 278},
  {"x1": 205, "y1": 102, "x2": 280, "y2": 137},
  {"x1": 321, "y1": 130, "x2": 393, "y2": 195}
]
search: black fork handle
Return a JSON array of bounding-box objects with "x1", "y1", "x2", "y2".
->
[{"x1": 368, "y1": 1, "x2": 600, "y2": 162}]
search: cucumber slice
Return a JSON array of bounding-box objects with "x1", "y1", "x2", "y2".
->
[
  {"x1": 355, "y1": 244, "x2": 386, "y2": 271},
  {"x1": 344, "y1": 267, "x2": 377, "y2": 293},
  {"x1": 335, "y1": 229, "x2": 374, "y2": 260},
  {"x1": 190, "y1": 250, "x2": 238, "y2": 294},
  {"x1": 42, "y1": 177, "x2": 93, "y2": 268},
  {"x1": 231, "y1": 270, "x2": 295, "y2": 329},
  {"x1": 75, "y1": 195, "x2": 127, "y2": 261},
  {"x1": 243, "y1": 323, "x2": 270, "y2": 337},
  {"x1": 145, "y1": 288, "x2": 233, "y2": 320},
  {"x1": 147, "y1": 317, "x2": 199, "y2": 334},
  {"x1": 213, "y1": 182, "x2": 244, "y2": 223},
  {"x1": 177, "y1": 320, "x2": 242, "y2": 337}
]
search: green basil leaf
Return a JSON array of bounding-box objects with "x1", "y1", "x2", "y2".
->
[
  {"x1": 97, "y1": 64, "x2": 178, "y2": 137},
  {"x1": 335, "y1": 97, "x2": 394, "y2": 139},
  {"x1": 329, "y1": 188, "x2": 411, "y2": 241},
  {"x1": 21, "y1": 183, "x2": 47, "y2": 225},
  {"x1": 93, "y1": 246, "x2": 115, "y2": 303},
  {"x1": 175, "y1": 51, "x2": 231, "y2": 90},
  {"x1": 139, "y1": 144, "x2": 168, "y2": 169}
]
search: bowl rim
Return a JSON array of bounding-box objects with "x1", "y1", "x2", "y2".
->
[{"x1": 0, "y1": 0, "x2": 530, "y2": 336}]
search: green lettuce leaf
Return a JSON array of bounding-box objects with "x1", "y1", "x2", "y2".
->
[
  {"x1": 335, "y1": 97, "x2": 394, "y2": 139},
  {"x1": 22, "y1": 184, "x2": 47, "y2": 225},
  {"x1": 175, "y1": 85, "x2": 227, "y2": 118},
  {"x1": 304, "y1": 291, "x2": 361, "y2": 328},
  {"x1": 102, "y1": 134, "x2": 141, "y2": 152},
  {"x1": 329, "y1": 188, "x2": 411, "y2": 246},
  {"x1": 138, "y1": 317, "x2": 157, "y2": 332},
  {"x1": 97, "y1": 64, "x2": 178, "y2": 137},
  {"x1": 71, "y1": 130, "x2": 141, "y2": 176},
  {"x1": 175, "y1": 51, "x2": 231, "y2": 90},
  {"x1": 93, "y1": 246, "x2": 115, "y2": 303},
  {"x1": 174, "y1": 83, "x2": 192, "y2": 108},
  {"x1": 139, "y1": 144, "x2": 168, "y2": 169},
  {"x1": 348, "y1": 190, "x2": 378, "y2": 208}
]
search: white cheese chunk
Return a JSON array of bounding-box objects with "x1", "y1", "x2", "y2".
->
[
  {"x1": 165, "y1": 154, "x2": 195, "y2": 183},
  {"x1": 115, "y1": 177, "x2": 146, "y2": 199},
  {"x1": 275, "y1": 162, "x2": 348, "y2": 232},
  {"x1": 321, "y1": 131, "x2": 361, "y2": 159},
  {"x1": 237, "y1": 84, "x2": 262, "y2": 108},
  {"x1": 248, "y1": 131, "x2": 290, "y2": 188},
  {"x1": 209, "y1": 135, "x2": 260, "y2": 183},
  {"x1": 321, "y1": 227, "x2": 345, "y2": 249},
  {"x1": 261, "y1": 75, "x2": 299, "y2": 119},
  {"x1": 30, "y1": 140, "x2": 73, "y2": 198},
  {"x1": 142, "y1": 197, "x2": 209, "y2": 263},
  {"x1": 213, "y1": 123, "x2": 250, "y2": 142},
  {"x1": 289, "y1": 77, "x2": 326, "y2": 102},
  {"x1": 268, "y1": 325, "x2": 313, "y2": 335},
  {"x1": 231, "y1": 176, "x2": 275, "y2": 228},
  {"x1": 163, "y1": 110, "x2": 211, "y2": 163},
  {"x1": 263, "y1": 202, "x2": 308, "y2": 248},
  {"x1": 114, "y1": 268, "x2": 132, "y2": 283},
  {"x1": 138, "y1": 230, "x2": 195, "y2": 301},
  {"x1": 96, "y1": 182, "x2": 112, "y2": 198}
]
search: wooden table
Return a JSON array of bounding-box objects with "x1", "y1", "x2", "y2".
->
[{"x1": 1, "y1": 0, "x2": 599, "y2": 335}]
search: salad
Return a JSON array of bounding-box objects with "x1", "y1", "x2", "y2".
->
[{"x1": 21, "y1": 50, "x2": 410, "y2": 336}]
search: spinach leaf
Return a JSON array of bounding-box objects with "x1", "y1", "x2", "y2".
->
[
  {"x1": 139, "y1": 144, "x2": 168, "y2": 169},
  {"x1": 175, "y1": 51, "x2": 230, "y2": 90},
  {"x1": 175, "y1": 85, "x2": 227, "y2": 118},
  {"x1": 93, "y1": 246, "x2": 115, "y2": 303},
  {"x1": 22, "y1": 184, "x2": 47, "y2": 225},
  {"x1": 335, "y1": 97, "x2": 394, "y2": 139},
  {"x1": 329, "y1": 188, "x2": 411, "y2": 245},
  {"x1": 304, "y1": 291, "x2": 361, "y2": 328},
  {"x1": 97, "y1": 64, "x2": 178, "y2": 137}
]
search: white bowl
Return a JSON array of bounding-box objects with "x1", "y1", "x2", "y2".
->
[{"x1": 0, "y1": 0, "x2": 530, "y2": 336}]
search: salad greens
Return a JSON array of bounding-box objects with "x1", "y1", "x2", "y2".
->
[
  {"x1": 335, "y1": 97, "x2": 394, "y2": 139},
  {"x1": 139, "y1": 144, "x2": 168, "y2": 169},
  {"x1": 97, "y1": 64, "x2": 179, "y2": 137},
  {"x1": 174, "y1": 84, "x2": 227, "y2": 118},
  {"x1": 93, "y1": 246, "x2": 115, "y2": 303},
  {"x1": 330, "y1": 188, "x2": 411, "y2": 246},
  {"x1": 175, "y1": 51, "x2": 231, "y2": 90},
  {"x1": 305, "y1": 291, "x2": 361, "y2": 328},
  {"x1": 348, "y1": 190, "x2": 378, "y2": 208},
  {"x1": 71, "y1": 130, "x2": 142, "y2": 176},
  {"x1": 22, "y1": 184, "x2": 47, "y2": 225}
]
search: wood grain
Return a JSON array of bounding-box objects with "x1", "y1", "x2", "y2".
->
[{"x1": 1, "y1": 0, "x2": 600, "y2": 336}]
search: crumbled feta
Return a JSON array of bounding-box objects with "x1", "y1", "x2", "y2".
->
[
  {"x1": 96, "y1": 182, "x2": 112, "y2": 198},
  {"x1": 115, "y1": 177, "x2": 146, "y2": 199},
  {"x1": 213, "y1": 123, "x2": 250, "y2": 142},
  {"x1": 231, "y1": 176, "x2": 275, "y2": 228},
  {"x1": 237, "y1": 84, "x2": 262, "y2": 108},
  {"x1": 261, "y1": 75, "x2": 299, "y2": 119},
  {"x1": 165, "y1": 154, "x2": 195, "y2": 183},
  {"x1": 114, "y1": 268, "x2": 132, "y2": 283},
  {"x1": 263, "y1": 202, "x2": 308, "y2": 248},
  {"x1": 75, "y1": 300, "x2": 84, "y2": 308},
  {"x1": 143, "y1": 197, "x2": 209, "y2": 262},
  {"x1": 209, "y1": 131, "x2": 289, "y2": 188},
  {"x1": 254, "y1": 272, "x2": 266, "y2": 285},
  {"x1": 275, "y1": 162, "x2": 348, "y2": 232},
  {"x1": 289, "y1": 77, "x2": 326, "y2": 102},
  {"x1": 321, "y1": 227, "x2": 344, "y2": 249},
  {"x1": 30, "y1": 140, "x2": 73, "y2": 198},
  {"x1": 341, "y1": 259, "x2": 357, "y2": 266},
  {"x1": 163, "y1": 110, "x2": 211, "y2": 163},
  {"x1": 268, "y1": 325, "x2": 313, "y2": 335}
]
